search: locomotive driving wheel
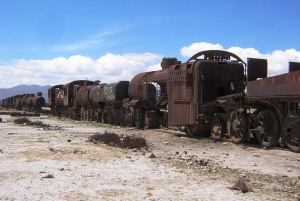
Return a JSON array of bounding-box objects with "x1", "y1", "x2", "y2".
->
[
  {"x1": 126, "y1": 107, "x2": 135, "y2": 127},
  {"x1": 255, "y1": 109, "x2": 280, "y2": 147},
  {"x1": 227, "y1": 110, "x2": 248, "y2": 143},
  {"x1": 283, "y1": 117, "x2": 300, "y2": 152},
  {"x1": 135, "y1": 107, "x2": 144, "y2": 128},
  {"x1": 118, "y1": 108, "x2": 126, "y2": 127},
  {"x1": 144, "y1": 111, "x2": 152, "y2": 130},
  {"x1": 107, "y1": 111, "x2": 114, "y2": 125},
  {"x1": 102, "y1": 113, "x2": 107, "y2": 123},
  {"x1": 210, "y1": 116, "x2": 225, "y2": 140}
]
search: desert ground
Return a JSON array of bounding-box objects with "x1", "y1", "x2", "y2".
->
[{"x1": 0, "y1": 111, "x2": 299, "y2": 201}]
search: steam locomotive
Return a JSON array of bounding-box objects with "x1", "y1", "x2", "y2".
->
[
  {"x1": 46, "y1": 50, "x2": 300, "y2": 152},
  {"x1": 0, "y1": 92, "x2": 46, "y2": 112}
]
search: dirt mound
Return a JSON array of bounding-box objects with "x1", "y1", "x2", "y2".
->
[
  {"x1": 13, "y1": 118, "x2": 50, "y2": 128},
  {"x1": 89, "y1": 132, "x2": 147, "y2": 149}
]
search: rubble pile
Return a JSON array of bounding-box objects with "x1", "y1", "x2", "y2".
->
[
  {"x1": 13, "y1": 118, "x2": 50, "y2": 128},
  {"x1": 89, "y1": 132, "x2": 147, "y2": 149}
]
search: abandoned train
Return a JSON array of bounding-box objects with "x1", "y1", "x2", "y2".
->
[
  {"x1": 1, "y1": 50, "x2": 299, "y2": 152},
  {"x1": 46, "y1": 50, "x2": 300, "y2": 152},
  {"x1": 0, "y1": 92, "x2": 46, "y2": 112}
]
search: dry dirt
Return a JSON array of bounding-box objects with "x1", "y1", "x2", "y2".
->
[{"x1": 0, "y1": 111, "x2": 300, "y2": 201}]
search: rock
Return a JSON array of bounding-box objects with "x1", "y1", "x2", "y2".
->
[
  {"x1": 42, "y1": 173, "x2": 54, "y2": 179},
  {"x1": 148, "y1": 153, "x2": 156, "y2": 158},
  {"x1": 175, "y1": 151, "x2": 179, "y2": 155},
  {"x1": 67, "y1": 139, "x2": 71, "y2": 142}
]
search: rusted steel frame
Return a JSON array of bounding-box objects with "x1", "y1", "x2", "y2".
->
[{"x1": 247, "y1": 70, "x2": 300, "y2": 97}]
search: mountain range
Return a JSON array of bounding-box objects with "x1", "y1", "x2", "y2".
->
[{"x1": 0, "y1": 84, "x2": 51, "y2": 102}]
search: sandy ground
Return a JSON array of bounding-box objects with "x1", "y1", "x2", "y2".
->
[{"x1": 0, "y1": 112, "x2": 300, "y2": 201}]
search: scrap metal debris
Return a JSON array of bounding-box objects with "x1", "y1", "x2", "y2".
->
[
  {"x1": 89, "y1": 132, "x2": 147, "y2": 149},
  {"x1": 228, "y1": 178, "x2": 249, "y2": 193}
]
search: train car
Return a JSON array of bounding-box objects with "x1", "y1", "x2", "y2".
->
[
  {"x1": 123, "y1": 58, "x2": 178, "y2": 129},
  {"x1": 77, "y1": 80, "x2": 129, "y2": 124},
  {"x1": 60, "y1": 80, "x2": 96, "y2": 119},
  {"x1": 48, "y1": 84, "x2": 64, "y2": 115},
  {"x1": 21, "y1": 92, "x2": 46, "y2": 111}
]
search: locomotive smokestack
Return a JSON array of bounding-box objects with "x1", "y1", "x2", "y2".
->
[{"x1": 161, "y1": 58, "x2": 178, "y2": 69}]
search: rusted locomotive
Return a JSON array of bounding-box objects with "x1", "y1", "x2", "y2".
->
[
  {"x1": 48, "y1": 50, "x2": 300, "y2": 152},
  {"x1": 0, "y1": 92, "x2": 46, "y2": 112},
  {"x1": 48, "y1": 80, "x2": 129, "y2": 123}
]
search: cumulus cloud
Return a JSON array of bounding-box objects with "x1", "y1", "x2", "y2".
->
[
  {"x1": 1, "y1": 42, "x2": 300, "y2": 89},
  {"x1": 181, "y1": 42, "x2": 300, "y2": 76},
  {"x1": 0, "y1": 53, "x2": 162, "y2": 88}
]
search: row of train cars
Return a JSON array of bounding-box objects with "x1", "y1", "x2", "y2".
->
[{"x1": 1, "y1": 50, "x2": 300, "y2": 152}]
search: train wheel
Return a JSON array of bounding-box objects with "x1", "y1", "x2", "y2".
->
[
  {"x1": 283, "y1": 117, "x2": 300, "y2": 152},
  {"x1": 210, "y1": 116, "x2": 225, "y2": 140},
  {"x1": 113, "y1": 110, "x2": 119, "y2": 125},
  {"x1": 102, "y1": 113, "x2": 107, "y2": 123},
  {"x1": 126, "y1": 107, "x2": 135, "y2": 127},
  {"x1": 227, "y1": 110, "x2": 248, "y2": 143},
  {"x1": 119, "y1": 108, "x2": 126, "y2": 126},
  {"x1": 134, "y1": 107, "x2": 144, "y2": 128},
  {"x1": 255, "y1": 109, "x2": 280, "y2": 147},
  {"x1": 144, "y1": 111, "x2": 152, "y2": 130},
  {"x1": 107, "y1": 112, "x2": 114, "y2": 125}
]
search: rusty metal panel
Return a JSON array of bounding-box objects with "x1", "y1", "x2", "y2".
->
[
  {"x1": 168, "y1": 63, "x2": 195, "y2": 126},
  {"x1": 247, "y1": 70, "x2": 300, "y2": 97},
  {"x1": 247, "y1": 58, "x2": 267, "y2": 81},
  {"x1": 289, "y1": 62, "x2": 300, "y2": 72}
]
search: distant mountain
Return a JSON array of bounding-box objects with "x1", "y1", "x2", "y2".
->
[{"x1": 0, "y1": 84, "x2": 51, "y2": 102}]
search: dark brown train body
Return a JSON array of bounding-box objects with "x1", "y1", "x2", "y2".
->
[
  {"x1": 43, "y1": 50, "x2": 300, "y2": 152},
  {"x1": 0, "y1": 92, "x2": 45, "y2": 112}
]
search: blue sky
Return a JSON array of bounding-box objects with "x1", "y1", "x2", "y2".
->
[{"x1": 0, "y1": 0, "x2": 300, "y2": 88}]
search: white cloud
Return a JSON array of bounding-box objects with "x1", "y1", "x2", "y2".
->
[
  {"x1": 180, "y1": 42, "x2": 223, "y2": 58},
  {"x1": 181, "y1": 42, "x2": 300, "y2": 76},
  {"x1": 0, "y1": 52, "x2": 162, "y2": 88},
  {"x1": 1, "y1": 42, "x2": 300, "y2": 89}
]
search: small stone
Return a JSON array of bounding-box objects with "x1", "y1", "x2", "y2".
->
[
  {"x1": 184, "y1": 151, "x2": 187, "y2": 155},
  {"x1": 67, "y1": 139, "x2": 71, "y2": 142},
  {"x1": 42, "y1": 173, "x2": 54, "y2": 179},
  {"x1": 148, "y1": 153, "x2": 156, "y2": 158},
  {"x1": 253, "y1": 154, "x2": 260, "y2": 157},
  {"x1": 287, "y1": 169, "x2": 292, "y2": 172},
  {"x1": 175, "y1": 151, "x2": 179, "y2": 155},
  {"x1": 254, "y1": 163, "x2": 257, "y2": 166}
]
